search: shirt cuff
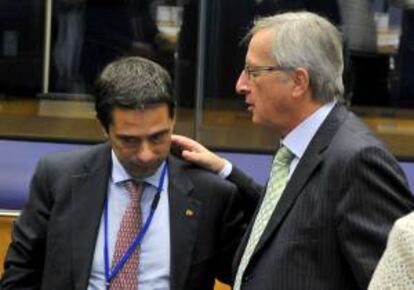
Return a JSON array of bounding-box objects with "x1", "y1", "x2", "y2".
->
[{"x1": 218, "y1": 159, "x2": 233, "y2": 179}]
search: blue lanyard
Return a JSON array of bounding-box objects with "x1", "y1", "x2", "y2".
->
[{"x1": 103, "y1": 163, "x2": 168, "y2": 289}]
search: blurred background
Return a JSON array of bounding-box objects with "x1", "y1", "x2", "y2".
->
[
  {"x1": 1, "y1": 0, "x2": 414, "y2": 155},
  {"x1": 2, "y1": 2, "x2": 414, "y2": 288}
]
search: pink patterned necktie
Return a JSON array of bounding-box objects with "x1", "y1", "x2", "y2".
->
[{"x1": 110, "y1": 180, "x2": 143, "y2": 290}]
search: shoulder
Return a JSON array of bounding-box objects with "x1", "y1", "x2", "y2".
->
[
  {"x1": 335, "y1": 109, "x2": 384, "y2": 147},
  {"x1": 169, "y1": 157, "x2": 235, "y2": 189},
  {"x1": 326, "y1": 107, "x2": 393, "y2": 161},
  {"x1": 327, "y1": 112, "x2": 403, "y2": 178},
  {"x1": 368, "y1": 212, "x2": 414, "y2": 289},
  {"x1": 318, "y1": 106, "x2": 407, "y2": 184},
  {"x1": 312, "y1": 104, "x2": 387, "y2": 161},
  {"x1": 36, "y1": 142, "x2": 111, "y2": 176},
  {"x1": 392, "y1": 212, "x2": 414, "y2": 240},
  {"x1": 386, "y1": 212, "x2": 414, "y2": 262},
  {"x1": 169, "y1": 156, "x2": 237, "y2": 193}
]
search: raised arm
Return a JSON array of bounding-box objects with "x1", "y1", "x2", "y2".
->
[{"x1": 171, "y1": 135, "x2": 263, "y2": 203}]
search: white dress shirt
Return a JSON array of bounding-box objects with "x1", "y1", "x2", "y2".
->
[
  {"x1": 88, "y1": 151, "x2": 170, "y2": 290},
  {"x1": 220, "y1": 101, "x2": 336, "y2": 180},
  {"x1": 282, "y1": 101, "x2": 336, "y2": 178}
]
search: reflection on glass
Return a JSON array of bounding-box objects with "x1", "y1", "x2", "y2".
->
[
  {"x1": 198, "y1": 0, "x2": 414, "y2": 150},
  {"x1": 395, "y1": 1, "x2": 414, "y2": 106},
  {"x1": 340, "y1": 0, "x2": 392, "y2": 107},
  {"x1": 203, "y1": 0, "x2": 343, "y2": 111},
  {"x1": 1, "y1": 0, "x2": 414, "y2": 151},
  {"x1": 202, "y1": 0, "x2": 414, "y2": 111},
  {"x1": 0, "y1": 1, "x2": 44, "y2": 96},
  {"x1": 51, "y1": 0, "x2": 188, "y2": 100}
]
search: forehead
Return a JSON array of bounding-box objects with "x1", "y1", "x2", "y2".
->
[
  {"x1": 110, "y1": 104, "x2": 173, "y2": 133},
  {"x1": 247, "y1": 29, "x2": 275, "y2": 64}
]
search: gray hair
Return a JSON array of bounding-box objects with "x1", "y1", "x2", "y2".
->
[
  {"x1": 94, "y1": 56, "x2": 175, "y2": 131},
  {"x1": 250, "y1": 12, "x2": 344, "y2": 102}
]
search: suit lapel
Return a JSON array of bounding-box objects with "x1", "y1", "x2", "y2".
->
[
  {"x1": 71, "y1": 144, "x2": 112, "y2": 290},
  {"x1": 252, "y1": 104, "x2": 349, "y2": 255},
  {"x1": 168, "y1": 157, "x2": 201, "y2": 290},
  {"x1": 232, "y1": 185, "x2": 265, "y2": 274}
]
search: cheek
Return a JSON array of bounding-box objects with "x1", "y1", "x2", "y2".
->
[
  {"x1": 253, "y1": 91, "x2": 271, "y2": 113},
  {"x1": 254, "y1": 91, "x2": 284, "y2": 123},
  {"x1": 155, "y1": 142, "x2": 172, "y2": 157},
  {"x1": 111, "y1": 141, "x2": 133, "y2": 160}
]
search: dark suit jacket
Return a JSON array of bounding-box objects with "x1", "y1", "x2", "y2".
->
[
  {"x1": 1, "y1": 143, "x2": 249, "y2": 290},
  {"x1": 229, "y1": 104, "x2": 414, "y2": 290}
]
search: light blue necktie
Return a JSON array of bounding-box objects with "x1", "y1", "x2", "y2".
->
[{"x1": 233, "y1": 146, "x2": 294, "y2": 290}]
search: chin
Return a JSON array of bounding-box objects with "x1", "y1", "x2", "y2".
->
[
  {"x1": 129, "y1": 172, "x2": 150, "y2": 180},
  {"x1": 130, "y1": 163, "x2": 163, "y2": 179},
  {"x1": 251, "y1": 115, "x2": 263, "y2": 125},
  {"x1": 133, "y1": 169, "x2": 156, "y2": 179}
]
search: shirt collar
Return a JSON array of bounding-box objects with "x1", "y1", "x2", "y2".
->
[
  {"x1": 111, "y1": 150, "x2": 166, "y2": 188},
  {"x1": 282, "y1": 101, "x2": 336, "y2": 159}
]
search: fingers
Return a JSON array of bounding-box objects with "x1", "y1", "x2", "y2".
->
[
  {"x1": 181, "y1": 149, "x2": 222, "y2": 173},
  {"x1": 171, "y1": 135, "x2": 225, "y2": 173},
  {"x1": 181, "y1": 149, "x2": 204, "y2": 163},
  {"x1": 171, "y1": 135, "x2": 195, "y2": 150},
  {"x1": 171, "y1": 134, "x2": 196, "y2": 146},
  {"x1": 172, "y1": 134, "x2": 207, "y2": 153}
]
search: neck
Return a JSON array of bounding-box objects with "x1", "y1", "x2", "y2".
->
[{"x1": 281, "y1": 99, "x2": 325, "y2": 136}]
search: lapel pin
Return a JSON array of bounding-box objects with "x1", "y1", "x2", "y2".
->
[{"x1": 185, "y1": 209, "x2": 194, "y2": 217}]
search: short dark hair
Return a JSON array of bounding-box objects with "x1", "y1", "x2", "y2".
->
[{"x1": 94, "y1": 56, "x2": 175, "y2": 131}]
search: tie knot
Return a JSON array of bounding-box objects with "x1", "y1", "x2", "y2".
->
[
  {"x1": 275, "y1": 146, "x2": 294, "y2": 165},
  {"x1": 123, "y1": 180, "x2": 143, "y2": 202}
]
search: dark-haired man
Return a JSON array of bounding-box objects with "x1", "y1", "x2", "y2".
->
[{"x1": 1, "y1": 57, "x2": 249, "y2": 290}]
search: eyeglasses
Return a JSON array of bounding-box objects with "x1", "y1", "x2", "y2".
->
[{"x1": 243, "y1": 65, "x2": 290, "y2": 79}]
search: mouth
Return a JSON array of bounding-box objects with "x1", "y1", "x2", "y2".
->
[{"x1": 245, "y1": 102, "x2": 254, "y2": 112}]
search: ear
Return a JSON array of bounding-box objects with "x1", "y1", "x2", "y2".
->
[{"x1": 291, "y1": 68, "x2": 310, "y2": 99}]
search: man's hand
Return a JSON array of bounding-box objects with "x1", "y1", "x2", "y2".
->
[{"x1": 171, "y1": 135, "x2": 226, "y2": 174}]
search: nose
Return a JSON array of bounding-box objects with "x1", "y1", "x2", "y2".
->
[
  {"x1": 235, "y1": 70, "x2": 250, "y2": 96},
  {"x1": 136, "y1": 142, "x2": 155, "y2": 164}
]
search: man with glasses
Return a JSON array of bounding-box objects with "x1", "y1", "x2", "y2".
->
[
  {"x1": 1, "y1": 57, "x2": 250, "y2": 290},
  {"x1": 172, "y1": 12, "x2": 414, "y2": 290}
]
